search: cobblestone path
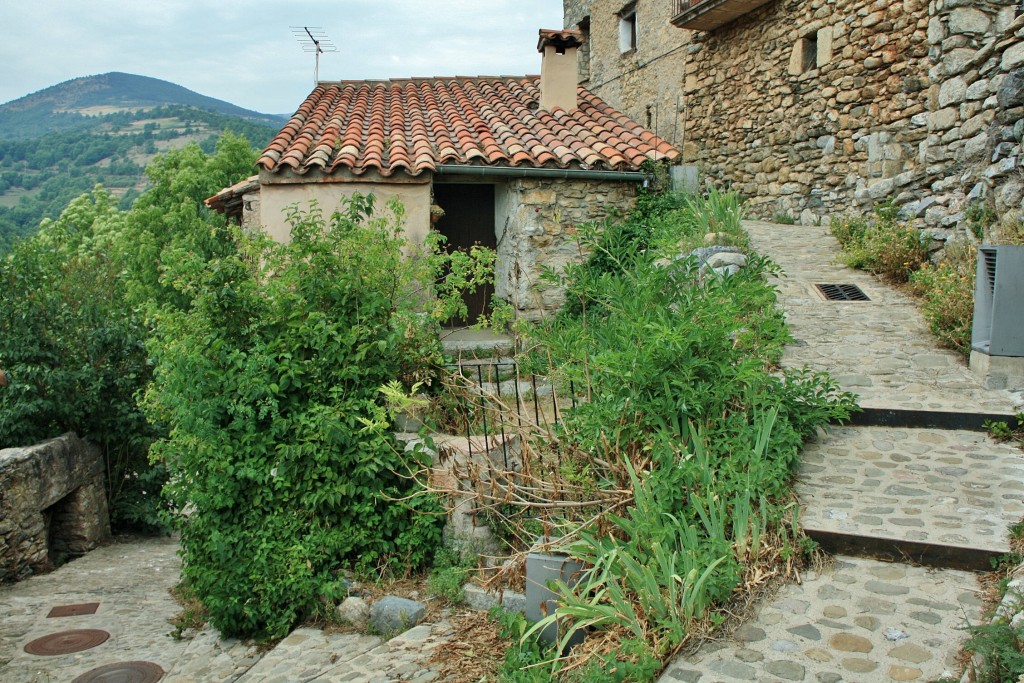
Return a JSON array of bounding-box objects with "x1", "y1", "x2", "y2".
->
[{"x1": 659, "y1": 220, "x2": 1023, "y2": 682}]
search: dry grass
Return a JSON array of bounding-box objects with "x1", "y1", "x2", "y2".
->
[{"x1": 426, "y1": 610, "x2": 510, "y2": 682}]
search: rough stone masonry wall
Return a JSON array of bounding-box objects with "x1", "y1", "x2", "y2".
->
[
  {"x1": 0, "y1": 433, "x2": 110, "y2": 582},
  {"x1": 496, "y1": 177, "x2": 637, "y2": 321},
  {"x1": 564, "y1": 0, "x2": 690, "y2": 147},
  {"x1": 683, "y1": 0, "x2": 937, "y2": 223},
  {"x1": 564, "y1": 0, "x2": 1024, "y2": 241},
  {"x1": 916, "y1": 2, "x2": 1024, "y2": 240}
]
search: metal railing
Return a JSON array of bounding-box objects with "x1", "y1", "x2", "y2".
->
[{"x1": 440, "y1": 361, "x2": 577, "y2": 469}]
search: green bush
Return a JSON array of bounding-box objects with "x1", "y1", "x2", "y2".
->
[
  {"x1": 144, "y1": 195, "x2": 493, "y2": 639},
  {"x1": 908, "y1": 241, "x2": 976, "y2": 356},
  {"x1": 0, "y1": 189, "x2": 165, "y2": 532},
  {"x1": 830, "y1": 204, "x2": 928, "y2": 282},
  {"x1": 510, "y1": 190, "x2": 856, "y2": 678}
]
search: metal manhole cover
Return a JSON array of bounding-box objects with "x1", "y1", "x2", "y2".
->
[
  {"x1": 23, "y1": 629, "x2": 110, "y2": 656},
  {"x1": 72, "y1": 661, "x2": 164, "y2": 683},
  {"x1": 815, "y1": 283, "x2": 870, "y2": 301},
  {"x1": 48, "y1": 603, "x2": 101, "y2": 618}
]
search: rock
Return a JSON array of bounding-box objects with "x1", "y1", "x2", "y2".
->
[
  {"x1": 369, "y1": 596, "x2": 427, "y2": 636},
  {"x1": 938, "y1": 77, "x2": 967, "y2": 107},
  {"x1": 705, "y1": 252, "x2": 747, "y2": 269},
  {"x1": 948, "y1": 7, "x2": 991, "y2": 35},
  {"x1": 998, "y1": 69, "x2": 1024, "y2": 109},
  {"x1": 335, "y1": 597, "x2": 370, "y2": 628}
]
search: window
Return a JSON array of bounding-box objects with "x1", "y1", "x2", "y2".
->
[
  {"x1": 618, "y1": 3, "x2": 637, "y2": 53},
  {"x1": 801, "y1": 32, "x2": 818, "y2": 72},
  {"x1": 789, "y1": 27, "x2": 833, "y2": 76}
]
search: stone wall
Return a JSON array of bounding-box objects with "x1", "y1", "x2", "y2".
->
[
  {"x1": 0, "y1": 433, "x2": 110, "y2": 582},
  {"x1": 564, "y1": 0, "x2": 690, "y2": 147},
  {"x1": 496, "y1": 177, "x2": 637, "y2": 321},
  {"x1": 915, "y1": 4, "x2": 1024, "y2": 239},
  {"x1": 564, "y1": 0, "x2": 1024, "y2": 240}
]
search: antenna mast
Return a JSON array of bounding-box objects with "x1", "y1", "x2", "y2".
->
[{"x1": 291, "y1": 26, "x2": 337, "y2": 84}]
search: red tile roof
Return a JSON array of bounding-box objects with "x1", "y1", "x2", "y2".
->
[{"x1": 257, "y1": 77, "x2": 679, "y2": 178}]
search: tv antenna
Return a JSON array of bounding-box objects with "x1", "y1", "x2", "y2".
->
[{"x1": 291, "y1": 26, "x2": 336, "y2": 84}]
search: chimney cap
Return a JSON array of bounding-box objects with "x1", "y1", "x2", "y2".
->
[{"x1": 537, "y1": 28, "x2": 585, "y2": 53}]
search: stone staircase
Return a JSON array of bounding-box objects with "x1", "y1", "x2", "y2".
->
[{"x1": 659, "y1": 220, "x2": 1024, "y2": 682}]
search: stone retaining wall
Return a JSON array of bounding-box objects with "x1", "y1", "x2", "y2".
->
[{"x1": 0, "y1": 433, "x2": 110, "y2": 582}]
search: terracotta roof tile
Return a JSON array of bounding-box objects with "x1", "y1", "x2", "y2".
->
[{"x1": 258, "y1": 76, "x2": 679, "y2": 177}]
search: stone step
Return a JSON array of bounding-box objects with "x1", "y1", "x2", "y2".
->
[
  {"x1": 841, "y1": 406, "x2": 1021, "y2": 432},
  {"x1": 440, "y1": 328, "x2": 514, "y2": 359},
  {"x1": 797, "y1": 425, "x2": 1024, "y2": 571},
  {"x1": 658, "y1": 555, "x2": 983, "y2": 683}
]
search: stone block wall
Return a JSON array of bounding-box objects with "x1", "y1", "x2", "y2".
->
[
  {"x1": 915, "y1": 4, "x2": 1024, "y2": 240},
  {"x1": 679, "y1": 0, "x2": 936, "y2": 223},
  {"x1": 564, "y1": 0, "x2": 1024, "y2": 240},
  {"x1": 0, "y1": 433, "x2": 110, "y2": 582},
  {"x1": 495, "y1": 177, "x2": 637, "y2": 321}
]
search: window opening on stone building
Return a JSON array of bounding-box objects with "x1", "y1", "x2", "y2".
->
[
  {"x1": 618, "y1": 3, "x2": 637, "y2": 53},
  {"x1": 801, "y1": 32, "x2": 818, "y2": 73}
]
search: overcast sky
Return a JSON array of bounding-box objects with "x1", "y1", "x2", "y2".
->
[{"x1": 1, "y1": 1, "x2": 564, "y2": 115}]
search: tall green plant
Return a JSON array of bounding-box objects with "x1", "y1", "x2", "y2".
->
[{"x1": 144, "y1": 195, "x2": 492, "y2": 639}]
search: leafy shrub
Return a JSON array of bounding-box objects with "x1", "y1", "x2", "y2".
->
[
  {"x1": 908, "y1": 241, "x2": 976, "y2": 356},
  {"x1": 0, "y1": 189, "x2": 166, "y2": 532},
  {"x1": 507, "y1": 190, "x2": 856, "y2": 677},
  {"x1": 144, "y1": 195, "x2": 492, "y2": 639},
  {"x1": 427, "y1": 547, "x2": 475, "y2": 604},
  {"x1": 831, "y1": 204, "x2": 928, "y2": 282}
]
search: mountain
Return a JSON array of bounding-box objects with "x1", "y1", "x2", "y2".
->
[
  {"x1": 0, "y1": 72, "x2": 285, "y2": 141},
  {"x1": 0, "y1": 73, "x2": 287, "y2": 250}
]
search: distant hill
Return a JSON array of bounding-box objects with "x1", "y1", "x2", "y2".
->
[
  {"x1": 0, "y1": 72, "x2": 285, "y2": 141},
  {"x1": 0, "y1": 73, "x2": 286, "y2": 250}
]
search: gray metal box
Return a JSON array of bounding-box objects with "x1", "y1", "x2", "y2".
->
[
  {"x1": 525, "y1": 547, "x2": 585, "y2": 650},
  {"x1": 972, "y1": 244, "x2": 1024, "y2": 357}
]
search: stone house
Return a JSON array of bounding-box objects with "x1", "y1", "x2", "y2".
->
[
  {"x1": 563, "y1": 0, "x2": 1024, "y2": 240},
  {"x1": 208, "y1": 30, "x2": 678, "y2": 322}
]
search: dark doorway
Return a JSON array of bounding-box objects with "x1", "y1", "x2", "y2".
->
[{"x1": 433, "y1": 183, "x2": 496, "y2": 325}]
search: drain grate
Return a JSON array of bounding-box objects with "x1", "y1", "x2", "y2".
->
[
  {"x1": 48, "y1": 603, "x2": 100, "y2": 618},
  {"x1": 815, "y1": 283, "x2": 870, "y2": 301},
  {"x1": 72, "y1": 661, "x2": 164, "y2": 683},
  {"x1": 24, "y1": 629, "x2": 110, "y2": 656}
]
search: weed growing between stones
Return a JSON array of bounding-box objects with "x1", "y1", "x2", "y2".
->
[
  {"x1": 908, "y1": 241, "x2": 977, "y2": 356},
  {"x1": 416, "y1": 188, "x2": 856, "y2": 680},
  {"x1": 830, "y1": 202, "x2": 929, "y2": 282}
]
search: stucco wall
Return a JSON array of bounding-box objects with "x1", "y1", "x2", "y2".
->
[{"x1": 256, "y1": 170, "x2": 432, "y2": 247}]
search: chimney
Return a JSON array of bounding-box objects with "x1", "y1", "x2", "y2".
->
[{"x1": 538, "y1": 29, "x2": 584, "y2": 112}]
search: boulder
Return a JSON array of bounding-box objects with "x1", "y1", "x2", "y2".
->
[
  {"x1": 335, "y1": 596, "x2": 370, "y2": 629},
  {"x1": 369, "y1": 596, "x2": 426, "y2": 636}
]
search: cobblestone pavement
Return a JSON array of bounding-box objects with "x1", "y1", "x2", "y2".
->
[
  {"x1": 661, "y1": 557, "x2": 982, "y2": 683},
  {"x1": 0, "y1": 536, "x2": 458, "y2": 683},
  {"x1": 0, "y1": 536, "x2": 259, "y2": 683},
  {"x1": 799, "y1": 425, "x2": 1024, "y2": 556},
  {"x1": 743, "y1": 220, "x2": 1016, "y2": 413}
]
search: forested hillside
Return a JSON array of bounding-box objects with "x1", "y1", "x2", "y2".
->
[{"x1": 0, "y1": 73, "x2": 284, "y2": 250}]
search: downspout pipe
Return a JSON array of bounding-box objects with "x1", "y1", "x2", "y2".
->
[{"x1": 434, "y1": 164, "x2": 645, "y2": 182}]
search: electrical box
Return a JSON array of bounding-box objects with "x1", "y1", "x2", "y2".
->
[{"x1": 972, "y1": 244, "x2": 1024, "y2": 357}]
